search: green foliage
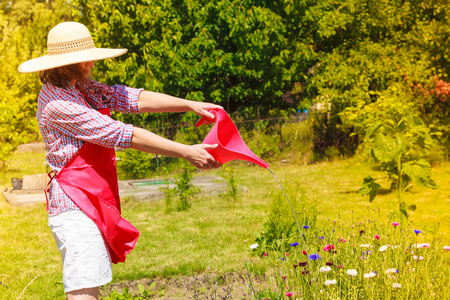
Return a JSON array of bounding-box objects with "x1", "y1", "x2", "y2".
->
[
  {"x1": 248, "y1": 215, "x2": 450, "y2": 299},
  {"x1": 161, "y1": 164, "x2": 200, "y2": 212},
  {"x1": 358, "y1": 176, "x2": 381, "y2": 203},
  {"x1": 0, "y1": 0, "x2": 72, "y2": 166},
  {"x1": 102, "y1": 283, "x2": 158, "y2": 300},
  {"x1": 350, "y1": 95, "x2": 438, "y2": 219},
  {"x1": 117, "y1": 149, "x2": 183, "y2": 180},
  {"x1": 253, "y1": 182, "x2": 317, "y2": 256},
  {"x1": 9, "y1": 0, "x2": 448, "y2": 164},
  {"x1": 302, "y1": 0, "x2": 449, "y2": 157},
  {"x1": 117, "y1": 149, "x2": 154, "y2": 179},
  {"x1": 220, "y1": 166, "x2": 239, "y2": 205},
  {"x1": 72, "y1": 0, "x2": 312, "y2": 128}
]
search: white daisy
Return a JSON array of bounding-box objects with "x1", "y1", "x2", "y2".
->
[
  {"x1": 319, "y1": 266, "x2": 332, "y2": 273},
  {"x1": 364, "y1": 272, "x2": 376, "y2": 278},
  {"x1": 249, "y1": 243, "x2": 258, "y2": 249},
  {"x1": 324, "y1": 279, "x2": 337, "y2": 286}
]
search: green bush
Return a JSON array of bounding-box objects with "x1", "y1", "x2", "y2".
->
[
  {"x1": 253, "y1": 181, "x2": 317, "y2": 256},
  {"x1": 116, "y1": 149, "x2": 154, "y2": 180},
  {"x1": 161, "y1": 164, "x2": 199, "y2": 213}
]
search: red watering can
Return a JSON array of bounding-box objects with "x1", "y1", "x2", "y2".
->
[{"x1": 196, "y1": 109, "x2": 269, "y2": 169}]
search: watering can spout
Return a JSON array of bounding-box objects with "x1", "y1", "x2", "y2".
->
[{"x1": 196, "y1": 109, "x2": 269, "y2": 169}]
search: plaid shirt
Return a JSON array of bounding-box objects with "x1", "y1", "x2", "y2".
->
[{"x1": 37, "y1": 79, "x2": 143, "y2": 216}]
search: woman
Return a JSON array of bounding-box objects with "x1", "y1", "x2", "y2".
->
[{"x1": 18, "y1": 22, "x2": 222, "y2": 299}]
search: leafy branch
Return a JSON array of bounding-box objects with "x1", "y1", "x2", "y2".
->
[{"x1": 356, "y1": 96, "x2": 438, "y2": 219}]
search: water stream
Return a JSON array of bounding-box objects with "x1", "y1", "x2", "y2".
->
[{"x1": 268, "y1": 168, "x2": 302, "y2": 238}]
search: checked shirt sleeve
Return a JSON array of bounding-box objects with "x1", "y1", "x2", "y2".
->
[{"x1": 44, "y1": 98, "x2": 134, "y2": 149}]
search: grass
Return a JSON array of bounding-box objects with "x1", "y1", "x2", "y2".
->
[
  {"x1": 0, "y1": 146, "x2": 448, "y2": 299},
  {"x1": 245, "y1": 218, "x2": 450, "y2": 299}
]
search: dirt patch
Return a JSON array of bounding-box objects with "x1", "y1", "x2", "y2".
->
[
  {"x1": 16, "y1": 142, "x2": 46, "y2": 152},
  {"x1": 100, "y1": 272, "x2": 266, "y2": 299}
]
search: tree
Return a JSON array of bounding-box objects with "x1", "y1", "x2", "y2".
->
[
  {"x1": 0, "y1": 0, "x2": 72, "y2": 166},
  {"x1": 302, "y1": 0, "x2": 449, "y2": 158},
  {"x1": 72, "y1": 0, "x2": 317, "y2": 129}
]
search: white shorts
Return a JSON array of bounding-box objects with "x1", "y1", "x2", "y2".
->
[{"x1": 49, "y1": 209, "x2": 112, "y2": 293}]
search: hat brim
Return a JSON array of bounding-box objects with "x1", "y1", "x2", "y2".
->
[{"x1": 18, "y1": 47, "x2": 128, "y2": 73}]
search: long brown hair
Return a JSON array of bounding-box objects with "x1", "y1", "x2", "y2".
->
[{"x1": 40, "y1": 63, "x2": 89, "y2": 88}]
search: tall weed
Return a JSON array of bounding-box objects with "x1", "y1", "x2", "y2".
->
[
  {"x1": 253, "y1": 181, "x2": 317, "y2": 256},
  {"x1": 161, "y1": 164, "x2": 199, "y2": 213}
]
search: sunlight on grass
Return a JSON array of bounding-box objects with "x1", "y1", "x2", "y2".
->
[{"x1": 0, "y1": 148, "x2": 448, "y2": 299}]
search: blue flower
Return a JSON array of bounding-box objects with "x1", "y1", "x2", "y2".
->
[
  {"x1": 308, "y1": 253, "x2": 321, "y2": 261},
  {"x1": 414, "y1": 229, "x2": 422, "y2": 234},
  {"x1": 303, "y1": 225, "x2": 309, "y2": 229},
  {"x1": 290, "y1": 242, "x2": 299, "y2": 247},
  {"x1": 319, "y1": 236, "x2": 325, "y2": 240}
]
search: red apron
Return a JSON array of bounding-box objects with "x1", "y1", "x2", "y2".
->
[{"x1": 50, "y1": 107, "x2": 139, "y2": 264}]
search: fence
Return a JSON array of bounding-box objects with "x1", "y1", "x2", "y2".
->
[{"x1": 146, "y1": 112, "x2": 310, "y2": 144}]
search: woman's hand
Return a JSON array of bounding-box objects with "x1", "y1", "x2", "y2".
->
[
  {"x1": 184, "y1": 144, "x2": 222, "y2": 169},
  {"x1": 189, "y1": 102, "x2": 223, "y2": 125}
]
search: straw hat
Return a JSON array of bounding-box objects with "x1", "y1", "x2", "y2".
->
[{"x1": 18, "y1": 22, "x2": 127, "y2": 73}]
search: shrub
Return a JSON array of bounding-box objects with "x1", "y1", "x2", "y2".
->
[
  {"x1": 161, "y1": 164, "x2": 199, "y2": 213},
  {"x1": 116, "y1": 149, "x2": 154, "y2": 180},
  {"x1": 253, "y1": 181, "x2": 317, "y2": 257}
]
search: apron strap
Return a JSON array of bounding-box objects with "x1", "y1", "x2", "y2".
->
[
  {"x1": 45, "y1": 170, "x2": 55, "y2": 211},
  {"x1": 78, "y1": 88, "x2": 99, "y2": 110}
]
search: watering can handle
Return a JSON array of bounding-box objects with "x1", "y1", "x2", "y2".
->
[
  {"x1": 195, "y1": 117, "x2": 208, "y2": 127},
  {"x1": 195, "y1": 109, "x2": 218, "y2": 127}
]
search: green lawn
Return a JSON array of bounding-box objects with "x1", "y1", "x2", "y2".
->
[{"x1": 0, "y1": 148, "x2": 448, "y2": 299}]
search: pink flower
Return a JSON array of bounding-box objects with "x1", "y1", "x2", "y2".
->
[
  {"x1": 323, "y1": 244, "x2": 335, "y2": 251},
  {"x1": 374, "y1": 234, "x2": 380, "y2": 240},
  {"x1": 413, "y1": 243, "x2": 431, "y2": 249},
  {"x1": 444, "y1": 246, "x2": 450, "y2": 251},
  {"x1": 286, "y1": 292, "x2": 293, "y2": 297},
  {"x1": 339, "y1": 238, "x2": 346, "y2": 243},
  {"x1": 286, "y1": 253, "x2": 289, "y2": 256},
  {"x1": 263, "y1": 253, "x2": 268, "y2": 256},
  {"x1": 392, "y1": 222, "x2": 400, "y2": 227}
]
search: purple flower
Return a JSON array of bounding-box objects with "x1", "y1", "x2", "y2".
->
[
  {"x1": 290, "y1": 242, "x2": 299, "y2": 247},
  {"x1": 308, "y1": 253, "x2": 321, "y2": 260},
  {"x1": 319, "y1": 236, "x2": 325, "y2": 240},
  {"x1": 303, "y1": 225, "x2": 309, "y2": 229},
  {"x1": 414, "y1": 229, "x2": 422, "y2": 234}
]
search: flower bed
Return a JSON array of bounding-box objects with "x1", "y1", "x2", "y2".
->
[{"x1": 248, "y1": 218, "x2": 450, "y2": 299}]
